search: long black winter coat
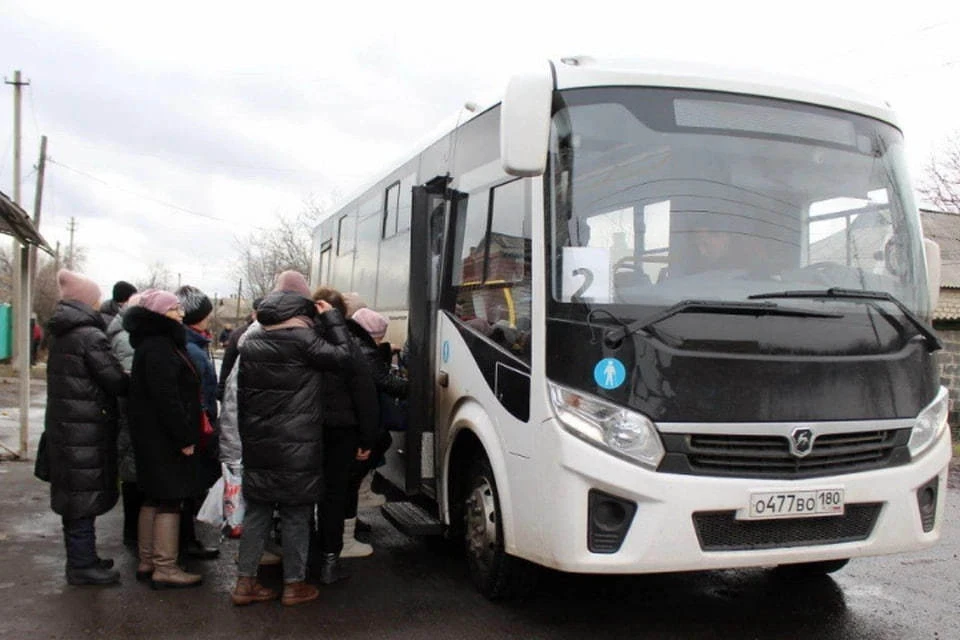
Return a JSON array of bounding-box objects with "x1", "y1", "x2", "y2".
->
[
  {"x1": 238, "y1": 292, "x2": 353, "y2": 505},
  {"x1": 45, "y1": 300, "x2": 128, "y2": 519},
  {"x1": 124, "y1": 307, "x2": 207, "y2": 501},
  {"x1": 319, "y1": 319, "x2": 380, "y2": 450}
]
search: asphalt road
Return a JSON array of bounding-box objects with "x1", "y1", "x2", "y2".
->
[{"x1": 0, "y1": 454, "x2": 957, "y2": 640}]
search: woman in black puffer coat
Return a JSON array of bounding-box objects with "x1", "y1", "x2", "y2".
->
[
  {"x1": 124, "y1": 289, "x2": 207, "y2": 590},
  {"x1": 232, "y1": 272, "x2": 354, "y2": 607},
  {"x1": 44, "y1": 270, "x2": 127, "y2": 586}
]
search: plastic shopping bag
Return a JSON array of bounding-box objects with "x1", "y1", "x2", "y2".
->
[
  {"x1": 222, "y1": 464, "x2": 245, "y2": 538},
  {"x1": 197, "y1": 476, "x2": 225, "y2": 528}
]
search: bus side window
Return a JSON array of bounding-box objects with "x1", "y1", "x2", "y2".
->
[{"x1": 453, "y1": 179, "x2": 531, "y2": 361}]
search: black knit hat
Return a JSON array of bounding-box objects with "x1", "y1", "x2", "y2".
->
[
  {"x1": 112, "y1": 280, "x2": 137, "y2": 304},
  {"x1": 176, "y1": 285, "x2": 213, "y2": 326}
]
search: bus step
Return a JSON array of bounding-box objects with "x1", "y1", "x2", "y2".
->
[{"x1": 381, "y1": 501, "x2": 445, "y2": 537}]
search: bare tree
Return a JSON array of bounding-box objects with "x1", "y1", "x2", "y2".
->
[
  {"x1": 919, "y1": 132, "x2": 960, "y2": 213},
  {"x1": 33, "y1": 255, "x2": 61, "y2": 330},
  {"x1": 234, "y1": 196, "x2": 333, "y2": 299},
  {"x1": 136, "y1": 261, "x2": 175, "y2": 291},
  {"x1": 0, "y1": 245, "x2": 12, "y2": 303}
]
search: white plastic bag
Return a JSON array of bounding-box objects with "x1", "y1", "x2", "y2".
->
[
  {"x1": 222, "y1": 463, "x2": 245, "y2": 538},
  {"x1": 197, "y1": 476, "x2": 225, "y2": 527}
]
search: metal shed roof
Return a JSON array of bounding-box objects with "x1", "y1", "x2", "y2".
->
[{"x1": 0, "y1": 190, "x2": 53, "y2": 254}]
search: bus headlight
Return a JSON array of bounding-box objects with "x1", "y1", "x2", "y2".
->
[
  {"x1": 548, "y1": 382, "x2": 664, "y2": 469},
  {"x1": 908, "y1": 386, "x2": 949, "y2": 458}
]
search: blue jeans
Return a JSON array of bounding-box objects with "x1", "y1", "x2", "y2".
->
[
  {"x1": 237, "y1": 499, "x2": 313, "y2": 583},
  {"x1": 62, "y1": 516, "x2": 97, "y2": 569}
]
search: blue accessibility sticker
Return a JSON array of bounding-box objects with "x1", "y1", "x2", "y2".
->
[
  {"x1": 441, "y1": 340, "x2": 450, "y2": 363},
  {"x1": 594, "y1": 358, "x2": 626, "y2": 390}
]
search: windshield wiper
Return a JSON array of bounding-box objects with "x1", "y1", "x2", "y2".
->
[
  {"x1": 603, "y1": 299, "x2": 843, "y2": 348},
  {"x1": 748, "y1": 287, "x2": 942, "y2": 351}
]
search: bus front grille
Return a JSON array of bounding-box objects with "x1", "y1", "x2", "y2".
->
[
  {"x1": 659, "y1": 429, "x2": 911, "y2": 479},
  {"x1": 693, "y1": 503, "x2": 882, "y2": 551}
]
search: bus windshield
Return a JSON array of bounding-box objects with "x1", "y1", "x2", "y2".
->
[{"x1": 546, "y1": 87, "x2": 930, "y2": 322}]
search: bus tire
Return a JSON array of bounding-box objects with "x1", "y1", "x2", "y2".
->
[
  {"x1": 773, "y1": 558, "x2": 849, "y2": 578},
  {"x1": 464, "y1": 454, "x2": 538, "y2": 600}
]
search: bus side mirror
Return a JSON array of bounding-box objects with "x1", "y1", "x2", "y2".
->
[
  {"x1": 500, "y1": 65, "x2": 553, "y2": 177},
  {"x1": 924, "y1": 237, "x2": 941, "y2": 312}
]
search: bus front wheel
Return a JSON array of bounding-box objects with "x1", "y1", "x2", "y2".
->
[{"x1": 464, "y1": 455, "x2": 538, "y2": 600}]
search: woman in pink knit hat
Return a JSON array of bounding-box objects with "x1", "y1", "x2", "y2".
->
[
  {"x1": 122, "y1": 289, "x2": 208, "y2": 590},
  {"x1": 43, "y1": 270, "x2": 128, "y2": 586}
]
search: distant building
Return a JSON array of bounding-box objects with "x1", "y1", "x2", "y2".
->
[{"x1": 921, "y1": 208, "x2": 960, "y2": 435}]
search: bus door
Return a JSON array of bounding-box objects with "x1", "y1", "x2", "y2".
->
[{"x1": 406, "y1": 178, "x2": 452, "y2": 496}]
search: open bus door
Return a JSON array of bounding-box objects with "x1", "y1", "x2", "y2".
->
[
  {"x1": 381, "y1": 177, "x2": 451, "y2": 535},
  {"x1": 397, "y1": 177, "x2": 451, "y2": 496}
]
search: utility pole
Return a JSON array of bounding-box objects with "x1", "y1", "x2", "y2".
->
[
  {"x1": 30, "y1": 136, "x2": 47, "y2": 277},
  {"x1": 235, "y1": 278, "x2": 242, "y2": 322},
  {"x1": 66, "y1": 217, "x2": 76, "y2": 269},
  {"x1": 6, "y1": 70, "x2": 28, "y2": 369},
  {"x1": 6, "y1": 70, "x2": 32, "y2": 459}
]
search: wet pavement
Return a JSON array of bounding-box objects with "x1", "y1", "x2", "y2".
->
[{"x1": 1, "y1": 381, "x2": 957, "y2": 639}]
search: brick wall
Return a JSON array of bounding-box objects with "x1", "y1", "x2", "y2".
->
[{"x1": 935, "y1": 325, "x2": 960, "y2": 441}]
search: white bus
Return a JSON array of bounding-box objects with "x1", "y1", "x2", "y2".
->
[{"x1": 310, "y1": 57, "x2": 950, "y2": 599}]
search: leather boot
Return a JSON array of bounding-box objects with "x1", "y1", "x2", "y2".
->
[
  {"x1": 136, "y1": 506, "x2": 156, "y2": 581},
  {"x1": 357, "y1": 471, "x2": 386, "y2": 508},
  {"x1": 150, "y1": 511, "x2": 202, "y2": 590},
  {"x1": 341, "y1": 518, "x2": 373, "y2": 558},
  {"x1": 66, "y1": 565, "x2": 120, "y2": 586},
  {"x1": 319, "y1": 553, "x2": 349, "y2": 585},
  {"x1": 281, "y1": 581, "x2": 319, "y2": 606},
  {"x1": 231, "y1": 576, "x2": 279, "y2": 606}
]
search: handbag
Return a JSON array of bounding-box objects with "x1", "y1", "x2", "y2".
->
[
  {"x1": 199, "y1": 409, "x2": 215, "y2": 453},
  {"x1": 33, "y1": 432, "x2": 50, "y2": 482}
]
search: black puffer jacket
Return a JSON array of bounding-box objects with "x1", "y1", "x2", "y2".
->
[
  {"x1": 238, "y1": 292, "x2": 353, "y2": 505},
  {"x1": 45, "y1": 300, "x2": 128, "y2": 519},
  {"x1": 319, "y1": 319, "x2": 380, "y2": 450},
  {"x1": 124, "y1": 306, "x2": 207, "y2": 501}
]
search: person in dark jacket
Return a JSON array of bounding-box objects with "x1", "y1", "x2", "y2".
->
[
  {"x1": 124, "y1": 289, "x2": 207, "y2": 590},
  {"x1": 311, "y1": 286, "x2": 380, "y2": 581},
  {"x1": 44, "y1": 270, "x2": 128, "y2": 586},
  {"x1": 99, "y1": 280, "x2": 137, "y2": 327},
  {"x1": 175, "y1": 285, "x2": 220, "y2": 560},
  {"x1": 217, "y1": 297, "x2": 262, "y2": 401},
  {"x1": 232, "y1": 271, "x2": 354, "y2": 607},
  {"x1": 349, "y1": 307, "x2": 408, "y2": 518}
]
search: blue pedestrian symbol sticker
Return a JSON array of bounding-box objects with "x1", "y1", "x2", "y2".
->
[
  {"x1": 594, "y1": 358, "x2": 626, "y2": 390},
  {"x1": 441, "y1": 340, "x2": 450, "y2": 363}
]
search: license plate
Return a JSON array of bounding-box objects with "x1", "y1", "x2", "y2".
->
[{"x1": 743, "y1": 488, "x2": 845, "y2": 520}]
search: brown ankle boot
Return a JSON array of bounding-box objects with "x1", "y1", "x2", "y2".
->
[
  {"x1": 281, "y1": 581, "x2": 319, "y2": 606},
  {"x1": 136, "y1": 506, "x2": 156, "y2": 581},
  {"x1": 231, "y1": 576, "x2": 278, "y2": 606},
  {"x1": 150, "y1": 511, "x2": 202, "y2": 590}
]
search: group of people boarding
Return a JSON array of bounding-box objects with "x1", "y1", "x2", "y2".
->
[{"x1": 40, "y1": 268, "x2": 406, "y2": 606}]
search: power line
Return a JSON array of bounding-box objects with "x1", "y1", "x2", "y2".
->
[{"x1": 48, "y1": 158, "x2": 224, "y2": 221}]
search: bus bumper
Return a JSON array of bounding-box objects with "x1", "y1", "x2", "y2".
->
[{"x1": 522, "y1": 418, "x2": 951, "y2": 574}]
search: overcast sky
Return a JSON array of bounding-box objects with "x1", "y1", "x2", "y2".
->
[{"x1": 2, "y1": 0, "x2": 958, "y2": 302}]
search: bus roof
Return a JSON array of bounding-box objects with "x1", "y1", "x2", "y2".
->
[
  {"x1": 552, "y1": 56, "x2": 899, "y2": 127},
  {"x1": 321, "y1": 56, "x2": 900, "y2": 224}
]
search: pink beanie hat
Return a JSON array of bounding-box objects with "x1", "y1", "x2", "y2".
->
[
  {"x1": 138, "y1": 289, "x2": 180, "y2": 315},
  {"x1": 273, "y1": 270, "x2": 311, "y2": 298},
  {"x1": 57, "y1": 269, "x2": 101, "y2": 309},
  {"x1": 352, "y1": 307, "x2": 389, "y2": 340}
]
